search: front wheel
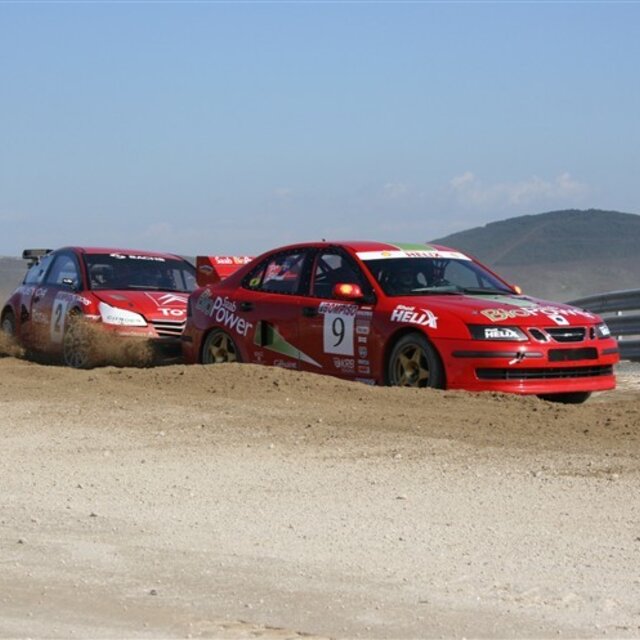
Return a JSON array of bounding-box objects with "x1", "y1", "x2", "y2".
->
[
  {"x1": 537, "y1": 392, "x2": 592, "y2": 404},
  {"x1": 63, "y1": 315, "x2": 95, "y2": 369},
  {"x1": 387, "y1": 333, "x2": 444, "y2": 389},
  {"x1": 201, "y1": 329, "x2": 241, "y2": 364}
]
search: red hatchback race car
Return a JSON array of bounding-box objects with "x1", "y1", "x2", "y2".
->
[
  {"x1": 1, "y1": 247, "x2": 198, "y2": 367},
  {"x1": 182, "y1": 241, "x2": 620, "y2": 403}
]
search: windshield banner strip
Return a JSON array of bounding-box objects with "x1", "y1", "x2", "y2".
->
[{"x1": 356, "y1": 250, "x2": 471, "y2": 261}]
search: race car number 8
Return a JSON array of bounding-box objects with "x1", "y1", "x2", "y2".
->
[{"x1": 323, "y1": 310, "x2": 354, "y2": 356}]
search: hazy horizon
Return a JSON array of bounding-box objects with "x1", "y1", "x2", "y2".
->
[{"x1": 2, "y1": 3, "x2": 639, "y2": 256}]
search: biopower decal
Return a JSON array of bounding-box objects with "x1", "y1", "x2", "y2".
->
[{"x1": 471, "y1": 295, "x2": 595, "y2": 325}]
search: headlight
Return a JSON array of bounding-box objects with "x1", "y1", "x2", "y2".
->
[
  {"x1": 468, "y1": 325, "x2": 528, "y2": 341},
  {"x1": 596, "y1": 322, "x2": 611, "y2": 338},
  {"x1": 99, "y1": 302, "x2": 147, "y2": 327}
]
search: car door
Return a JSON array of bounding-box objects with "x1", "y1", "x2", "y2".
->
[
  {"x1": 14, "y1": 253, "x2": 54, "y2": 348},
  {"x1": 297, "y1": 248, "x2": 378, "y2": 380},
  {"x1": 240, "y1": 249, "x2": 318, "y2": 371},
  {"x1": 29, "y1": 252, "x2": 82, "y2": 355}
]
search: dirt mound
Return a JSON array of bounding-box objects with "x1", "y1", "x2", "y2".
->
[
  {"x1": 0, "y1": 331, "x2": 24, "y2": 358},
  {"x1": 1, "y1": 358, "x2": 639, "y2": 638}
]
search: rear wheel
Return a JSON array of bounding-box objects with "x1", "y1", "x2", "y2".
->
[
  {"x1": 387, "y1": 333, "x2": 444, "y2": 389},
  {"x1": 201, "y1": 329, "x2": 240, "y2": 364},
  {"x1": 537, "y1": 392, "x2": 592, "y2": 404},
  {"x1": 63, "y1": 315, "x2": 95, "y2": 369}
]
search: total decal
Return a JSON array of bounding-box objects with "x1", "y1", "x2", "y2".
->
[
  {"x1": 481, "y1": 305, "x2": 595, "y2": 326},
  {"x1": 196, "y1": 291, "x2": 253, "y2": 337},
  {"x1": 145, "y1": 292, "x2": 189, "y2": 317},
  {"x1": 391, "y1": 305, "x2": 438, "y2": 329},
  {"x1": 318, "y1": 302, "x2": 357, "y2": 356}
]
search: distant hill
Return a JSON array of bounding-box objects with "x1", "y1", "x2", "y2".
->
[{"x1": 431, "y1": 209, "x2": 640, "y2": 301}]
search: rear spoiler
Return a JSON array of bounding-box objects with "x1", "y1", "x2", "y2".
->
[
  {"x1": 22, "y1": 248, "x2": 52, "y2": 266},
  {"x1": 195, "y1": 256, "x2": 253, "y2": 287}
]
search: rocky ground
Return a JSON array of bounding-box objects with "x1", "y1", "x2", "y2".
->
[{"x1": 0, "y1": 346, "x2": 639, "y2": 639}]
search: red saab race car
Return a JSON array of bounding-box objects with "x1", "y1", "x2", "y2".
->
[
  {"x1": 182, "y1": 241, "x2": 619, "y2": 403},
  {"x1": 0, "y1": 247, "x2": 250, "y2": 368}
]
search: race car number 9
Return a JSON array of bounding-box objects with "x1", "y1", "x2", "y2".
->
[{"x1": 323, "y1": 310, "x2": 354, "y2": 356}]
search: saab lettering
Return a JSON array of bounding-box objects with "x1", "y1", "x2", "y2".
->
[
  {"x1": 391, "y1": 305, "x2": 438, "y2": 329},
  {"x1": 211, "y1": 296, "x2": 252, "y2": 337}
]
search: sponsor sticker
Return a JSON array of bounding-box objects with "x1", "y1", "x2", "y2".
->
[
  {"x1": 333, "y1": 357, "x2": 355, "y2": 372},
  {"x1": 356, "y1": 250, "x2": 470, "y2": 261},
  {"x1": 50, "y1": 295, "x2": 70, "y2": 343},
  {"x1": 320, "y1": 303, "x2": 356, "y2": 356},
  {"x1": 481, "y1": 305, "x2": 594, "y2": 325},
  {"x1": 391, "y1": 305, "x2": 438, "y2": 329},
  {"x1": 198, "y1": 293, "x2": 253, "y2": 337},
  {"x1": 110, "y1": 253, "x2": 165, "y2": 262}
]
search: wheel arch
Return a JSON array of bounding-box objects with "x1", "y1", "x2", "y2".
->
[
  {"x1": 1, "y1": 304, "x2": 14, "y2": 323},
  {"x1": 383, "y1": 327, "x2": 447, "y2": 387}
]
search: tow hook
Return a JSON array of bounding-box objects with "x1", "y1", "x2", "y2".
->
[{"x1": 508, "y1": 351, "x2": 526, "y2": 366}]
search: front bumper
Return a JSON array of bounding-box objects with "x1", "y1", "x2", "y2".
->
[{"x1": 435, "y1": 337, "x2": 620, "y2": 395}]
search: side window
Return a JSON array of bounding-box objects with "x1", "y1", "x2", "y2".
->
[
  {"x1": 45, "y1": 254, "x2": 80, "y2": 288},
  {"x1": 244, "y1": 251, "x2": 308, "y2": 295},
  {"x1": 24, "y1": 254, "x2": 53, "y2": 285},
  {"x1": 311, "y1": 251, "x2": 370, "y2": 299}
]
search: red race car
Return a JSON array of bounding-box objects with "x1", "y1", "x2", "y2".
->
[
  {"x1": 182, "y1": 241, "x2": 619, "y2": 403},
  {"x1": 2, "y1": 247, "x2": 215, "y2": 367}
]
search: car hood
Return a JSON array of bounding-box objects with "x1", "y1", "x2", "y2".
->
[
  {"x1": 394, "y1": 293, "x2": 599, "y2": 327},
  {"x1": 93, "y1": 290, "x2": 189, "y2": 320}
]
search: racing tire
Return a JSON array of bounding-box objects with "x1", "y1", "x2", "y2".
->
[
  {"x1": 62, "y1": 314, "x2": 95, "y2": 369},
  {"x1": 201, "y1": 329, "x2": 241, "y2": 365},
  {"x1": 1, "y1": 310, "x2": 16, "y2": 337},
  {"x1": 537, "y1": 391, "x2": 592, "y2": 404},
  {"x1": 387, "y1": 333, "x2": 445, "y2": 389}
]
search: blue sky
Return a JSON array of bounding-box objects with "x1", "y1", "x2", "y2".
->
[{"x1": 1, "y1": 1, "x2": 639, "y2": 256}]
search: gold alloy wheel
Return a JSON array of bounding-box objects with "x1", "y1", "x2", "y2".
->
[
  {"x1": 203, "y1": 330, "x2": 238, "y2": 364},
  {"x1": 392, "y1": 342, "x2": 431, "y2": 387}
]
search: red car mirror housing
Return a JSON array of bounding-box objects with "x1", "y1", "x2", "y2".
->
[{"x1": 333, "y1": 283, "x2": 364, "y2": 301}]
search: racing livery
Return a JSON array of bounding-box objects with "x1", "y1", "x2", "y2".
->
[
  {"x1": 2, "y1": 247, "x2": 199, "y2": 367},
  {"x1": 182, "y1": 241, "x2": 619, "y2": 403}
]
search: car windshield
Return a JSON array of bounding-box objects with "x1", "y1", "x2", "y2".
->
[
  {"x1": 363, "y1": 257, "x2": 514, "y2": 297},
  {"x1": 85, "y1": 254, "x2": 196, "y2": 292}
]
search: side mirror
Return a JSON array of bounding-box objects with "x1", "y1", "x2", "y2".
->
[
  {"x1": 62, "y1": 277, "x2": 78, "y2": 291},
  {"x1": 512, "y1": 284, "x2": 523, "y2": 295},
  {"x1": 332, "y1": 283, "x2": 364, "y2": 301}
]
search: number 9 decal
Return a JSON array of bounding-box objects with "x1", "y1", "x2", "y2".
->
[{"x1": 323, "y1": 310, "x2": 354, "y2": 355}]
